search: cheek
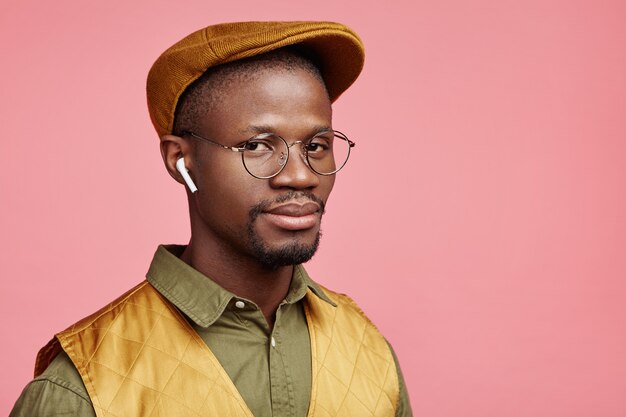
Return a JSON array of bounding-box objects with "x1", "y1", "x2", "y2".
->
[
  {"x1": 195, "y1": 151, "x2": 243, "y2": 192},
  {"x1": 195, "y1": 157, "x2": 262, "y2": 215},
  {"x1": 319, "y1": 176, "x2": 336, "y2": 201}
]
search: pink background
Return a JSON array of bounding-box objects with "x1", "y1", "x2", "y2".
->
[{"x1": 2, "y1": 0, "x2": 626, "y2": 415}]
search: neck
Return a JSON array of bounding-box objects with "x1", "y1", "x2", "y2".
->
[{"x1": 180, "y1": 239, "x2": 293, "y2": 329}]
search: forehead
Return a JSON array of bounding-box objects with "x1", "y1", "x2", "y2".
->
[{"x1": 199, "y1": 66, "x2": 332, "y2": 140}]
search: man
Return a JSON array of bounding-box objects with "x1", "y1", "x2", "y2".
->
[{"x1": 11, "y1": 21, "x2": 412, "y2": 417}]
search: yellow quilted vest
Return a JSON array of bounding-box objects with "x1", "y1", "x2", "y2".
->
[{"x1": 35, "y1": 282, "x2": 399, "y2": 417}]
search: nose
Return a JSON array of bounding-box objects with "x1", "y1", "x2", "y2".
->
[{"x1": 269, "y1": 142, "x2": 320, "y2": 190}]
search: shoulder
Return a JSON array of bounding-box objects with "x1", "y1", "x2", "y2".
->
[
  {"x1": 307, "y1": 283, "x2": 392, "y2": 351},
  {"x1": 10, "y1": 351, "x2": 95, "y2": 417},
  {"x1": 18, "y1": 282, "x2": 160, "y2": 416},
  {"x1": 61, "y1": 281, "x2": 154, "y2": 337},
  {"x1": 314, "y1": 284, "x2": 377, "y2": 322},
  {"x1": 35, "y1": 281, "x2": 154, "y2": 376}
]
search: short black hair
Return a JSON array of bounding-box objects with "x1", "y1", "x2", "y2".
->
[{"x1": 173, "y1": 46, "x2": 328, "y2": 136}]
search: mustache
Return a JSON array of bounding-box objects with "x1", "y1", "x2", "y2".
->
[{"x1": 249, "y1": 191, "x2": 326, "y2": 221}]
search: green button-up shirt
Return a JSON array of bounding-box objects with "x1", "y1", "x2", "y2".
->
[{"x1": 11, "y1": 245, "x2": 412, "y2": 417}]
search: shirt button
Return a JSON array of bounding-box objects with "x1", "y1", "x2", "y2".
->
[
  {"x1": 235, "y1": 300, "x2": 245, "y2": 309},
  {"x1": 271, "y1": 337, "x2": 276, "y2": 347}
]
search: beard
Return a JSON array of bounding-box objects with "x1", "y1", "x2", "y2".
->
[{"x1": 246, "y1": 191, "x2": 325, "y2": 269}]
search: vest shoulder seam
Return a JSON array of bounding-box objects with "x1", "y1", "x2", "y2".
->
[
  {"x1": 319, "y1": 286, "x2": 384, "y2": 332},
  {"x1": 57, "y1": 281, "x2": 150, "y2": 338}
]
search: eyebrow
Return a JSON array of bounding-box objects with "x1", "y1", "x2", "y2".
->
[{"x1": 240, "y1": 124, "x2": 332, "y2": 137}]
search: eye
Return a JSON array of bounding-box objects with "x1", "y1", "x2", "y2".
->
[
  {"x1": 306, "y1": 137, "x2": 331, "y2": 155},
  {"x1": 243, "y1": 139, "x2": 274, "y2": 152}
]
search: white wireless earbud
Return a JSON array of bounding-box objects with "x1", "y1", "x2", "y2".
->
[{"x1": 176, "y1": 157, "x2": 198, "y2": 193}]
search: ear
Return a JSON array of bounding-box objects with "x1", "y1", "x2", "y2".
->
[{"x1": 160, "y1": 134, "x2": 193, "y2": 185}]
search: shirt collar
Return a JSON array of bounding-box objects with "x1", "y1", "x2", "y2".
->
[{"x1": 146, "y1": 244, "x2": 336, "y2": 328}]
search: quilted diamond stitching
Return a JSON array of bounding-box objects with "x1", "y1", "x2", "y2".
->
[
  {"x1": 101, "y1": 302, "x2": 169, "y2": 411},
  {"x1": 306, "y1": 287, "x2": 399, "y2": 417},
  {"x1": 59, "y1": 282, "x2": 254, "y2": 417},
  {"x1": 56, "y1": 281, "x2": 398, "y2": 417}
]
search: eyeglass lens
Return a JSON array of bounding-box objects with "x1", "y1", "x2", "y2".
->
[{"x1": 241, "y1": 131, "x2": 351, "y2": 178}]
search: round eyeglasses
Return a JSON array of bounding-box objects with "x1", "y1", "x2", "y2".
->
[{"x1": 182, "y1": 130, "x2": 355, "y2": 179}]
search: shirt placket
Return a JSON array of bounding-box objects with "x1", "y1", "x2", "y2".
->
[
  {"x1": 269, "y1": 304, "x2": 297, "y2": 417},
  {"x1": 230, "y1": 299, "x2": 298, "y2": 417}
]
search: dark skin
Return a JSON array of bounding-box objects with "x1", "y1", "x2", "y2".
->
[{"x1": 160, "y1": 67, "x2": 335, "y2": 328}]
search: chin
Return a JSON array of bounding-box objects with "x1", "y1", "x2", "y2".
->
[{"x1": 249, "y1": 232, "x2": 322, "y2": 269}]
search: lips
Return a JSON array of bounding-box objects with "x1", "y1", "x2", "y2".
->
[
  {"x1": 262, "y1": 202, "x2": 321, "y2": 230},
  {"x1": 267, "y1": 202, "x2": 320, "y2": 216}
]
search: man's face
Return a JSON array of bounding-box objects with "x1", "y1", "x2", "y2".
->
[{"x1": 189, "y1": 66, "x2": 335, "y2": 269}]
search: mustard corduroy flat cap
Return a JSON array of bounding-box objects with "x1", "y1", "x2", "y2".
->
[{"x1": 146, "y1": 21, "x2": 365, "y2": 137}]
